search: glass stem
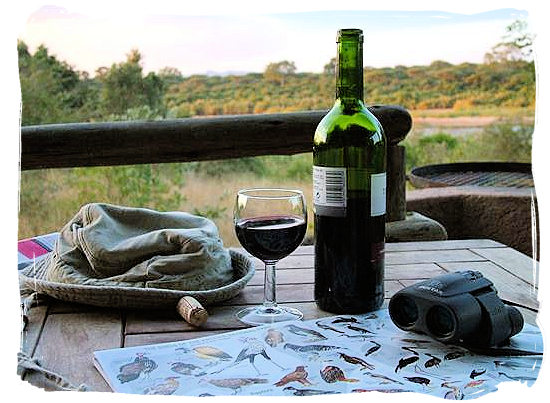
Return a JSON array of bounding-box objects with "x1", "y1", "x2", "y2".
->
[{"x1": 263, "y1": 261, "x2": 277, "y2": 309}]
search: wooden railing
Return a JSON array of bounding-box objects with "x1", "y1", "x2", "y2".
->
[{"x1": 20, "y1": 105, "x2": 412, "y2": 221}]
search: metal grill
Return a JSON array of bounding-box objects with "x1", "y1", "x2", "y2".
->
[
  {"x1": 410, "y1": 162, "x2": 533, "y2": 189},
  {"x1": 419, "y1": 171, "x2": 533, "y2": 188}
]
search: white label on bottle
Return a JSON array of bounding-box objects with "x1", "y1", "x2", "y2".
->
[
  {"x1": 371, "y1": 172, "x2": 387, "y2": 217},
  {"x1": 313, "y1": 166, "x2": 347, "y2": 208}
]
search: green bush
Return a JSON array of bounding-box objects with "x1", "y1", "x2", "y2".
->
[
  {"x1": 417, "y1": 133, "x2": 458, "y2": 150},
  {"x1": 471, "y1": 117, "x2": 532, "y2": 162},
  {"x1": 404, "y1": 132, "x2": 462, "y2": 171}
]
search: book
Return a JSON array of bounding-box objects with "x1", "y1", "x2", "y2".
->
[{"x1": 93, "y1": 309, "x2": 542, "y2": 397}]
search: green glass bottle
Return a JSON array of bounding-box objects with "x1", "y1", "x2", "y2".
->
[{"x1": 313, "y1": 28, "x2": 387, "y2": 313}]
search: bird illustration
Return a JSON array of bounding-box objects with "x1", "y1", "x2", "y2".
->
[
  {"x1": 401, "y1": 346, "x2": 420, "y2": 356},
  {"x1": 364, "y1": 341, "x2": 381, "y2": 357},
  {"x1": 211, "y1": 337, "x2": 286, "y2": 375},
  {"x1": 320, "y1": 365, "x2": 359, "y2": 383},
  {"x1": 283, "y1": 343, "x2": 341, "y2": 353},
  {"x1": 346, "y1": 324, "x2": 374, "y2": 334},
  {"x1": 340, "y1": 333, "x2": 372, "y2": 340},
  {"x1": 332, "y1": 317, "x2": 359, "y2": 324},
  {"x1": 143, "y1": 376, "x2": 180, "y2": 395},
  {"x1": 285, "y1": 324, "x2": 327, "y2": 341},
  {"x1": 117, "y1": 353, "x2": 158, "y2": 383},
  {"x1": 444, "y1": 351, "x2": 466, "y2": 361},
  {"x1": 424, "y1": 353, "x2": 442, "y2": 368},
  {"x1": 283, "y1": 343, "x2": 341, "y2": 361},
  {"x1": 283, "y1": 386, "x2": 339, "y2": 396},
  {"x1": 464, "y1": 379, "x2": 486, "y2": 388},
  {"x1": 274, "y1": 366, "x2": 313, "y2": 387},
  {"x1": 200, "y1": 377, "x2": 268, "y2": 395},
  {"x1": 364, "y1": 371, "x2": 404, "y2": 385},
  {"x1": 338, "y1": 353, "x2": 375, "y2": 370},
  {"x1": 265, "y1": 328, "x2": 285, "y2": 347},
  {"x1": 177, "y1": 345, "x2": 233, "y2": 364},
  {"x1": 469, "y1": 369, "x2": 486, "y2": 379},
  {"x1": 441, "y1": 381, "x2": 464, "y2": 400},
  {"x1": 496, "y1": 372, "x2": 538, "y2": 382},
  {"x1": 315, "y1": 320, "x2": 345, "y2": 334},
  {"x1": 395, "y1": 355, "x2": 419, "y2": 372},
  {"x1": 169, "y1": 361, "x2": 203, "y2": 376},
  {"x1": 444, "y1": 388, "x2": 463, "y2": 400},
  {"x1": 404, "y1": 376, "x2": 431, "y2": 386}
]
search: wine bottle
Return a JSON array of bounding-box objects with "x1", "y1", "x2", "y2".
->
[{"x1": 313, "y1": 28, "x2": 387, "y2": 314}]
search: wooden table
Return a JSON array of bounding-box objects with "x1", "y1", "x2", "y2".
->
[{"x1": 21, "y1": 239, "x2": 539, "y2": 391}]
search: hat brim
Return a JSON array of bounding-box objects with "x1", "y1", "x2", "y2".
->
[{"x1": 19, "y1": 249, "x2": 255, "y2": 309}]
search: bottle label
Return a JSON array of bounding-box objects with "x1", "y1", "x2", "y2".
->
[
  {"x1": 314, "y1": 166, "x2": 386, "y2": 217},
  {"x1": 371, "y1": 172, "x2": 387, "y2": 217},
  {"x1": 313, "y1": 166, "x2": 346, "y2": 217}
]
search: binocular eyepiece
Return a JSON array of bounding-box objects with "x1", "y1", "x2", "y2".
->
[{"x1": 388, "y1": 270, "x2": 523, "y2": 347}]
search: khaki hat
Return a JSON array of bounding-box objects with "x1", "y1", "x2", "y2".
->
[{"x1": 19, "y1": 203, "x2": 254, "y2": 309}]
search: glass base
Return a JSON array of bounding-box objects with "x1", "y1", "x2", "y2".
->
[{"x1": 236, "y1": 305, "x2": 303, "y2": 326}]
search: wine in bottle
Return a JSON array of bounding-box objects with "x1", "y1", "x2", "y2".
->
[{"x1": 313, "y1": 28, "x2": 387, "y2": 314}]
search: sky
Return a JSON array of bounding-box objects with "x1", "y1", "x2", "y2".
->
[{"x1": 17, "y1": 6, "x2": 527, "y2": 76}]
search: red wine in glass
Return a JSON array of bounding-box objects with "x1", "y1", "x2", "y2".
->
[{"x1": 235, "y1": 215, "x2": 307, "y2": 262}]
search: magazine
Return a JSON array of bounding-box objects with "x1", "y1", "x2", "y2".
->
[
  {"x1": 17, "y1": 232, "x2": 58, "y2": 270},
  {"x1": 93, "y1": 309, "x2": 542, "y2": 397}
]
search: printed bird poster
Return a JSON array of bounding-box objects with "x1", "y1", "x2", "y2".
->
[{"x1": 93, "y1": 309, "x2": 542, "y2": 398}]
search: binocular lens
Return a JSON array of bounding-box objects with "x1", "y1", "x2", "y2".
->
[
  {"x1": 508, "y1": 306, "x2": 524, "y2": 337},
  {"x1": 389, "y1": 295, "x2": 418, "y2": 328},
  {"x1": 426, "y1": 305, "x2": 455, "y2": 338}
]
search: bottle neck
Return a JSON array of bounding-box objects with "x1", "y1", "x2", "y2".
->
[{"x1": 335, "y1": 39, "x2": 364, "y2": 102}]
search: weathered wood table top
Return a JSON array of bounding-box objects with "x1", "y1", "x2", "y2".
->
[{"x1": 21, "y1": 239, "x2": 539, "y2": 392}]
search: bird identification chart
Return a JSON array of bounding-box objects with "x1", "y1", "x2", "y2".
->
[{"x1": 93, "y1": 309, "x2": 542, "y2": 398}]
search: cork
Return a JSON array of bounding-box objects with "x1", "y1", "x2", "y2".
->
[{"x1": 176, "y1": 296, "x2": 209, "y2": 327}]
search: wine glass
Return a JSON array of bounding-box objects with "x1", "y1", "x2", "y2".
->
[{"x1": 234, "y1": 188, "x2": 307, "y2": 325}]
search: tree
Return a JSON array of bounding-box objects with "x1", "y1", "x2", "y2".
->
[
  {"x1": 264, "y1": 60, "x2": 297, "y2": 86},
  {"x1": 17, "y1": 40, "x2": 31, "y2": 60},
  {"x1": 18, "y1": 41, "x2": 96, "y2": 124},
  {"x1": 98, "y1": 49, "x2": 165, "y2": 116},
  {"x1": 19, "y1": 56, "x2": 66, "y2": 124},
  {"x1": 485, "y1": 20, "x2": 534, "y2": 63},
  {"x1": 143, "y1": 73, "x2": 165, "y2": 112},
  {"x1": 158, "y1": 67, "x2": 183, "y2": 87},
  {"x1": 32, "y1": 44, "x2": 80, "y2": 91}
]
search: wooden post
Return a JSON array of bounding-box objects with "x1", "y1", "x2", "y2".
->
[{"x1": 387, "y1": 145, "x2": 406, "y2": 222}]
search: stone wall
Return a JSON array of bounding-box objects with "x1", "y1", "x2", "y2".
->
[{"x1": 406, "y1": 187, "x2": 538, "y2": 258}]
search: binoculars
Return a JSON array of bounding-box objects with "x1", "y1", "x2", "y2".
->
[{"x1": 389, "y1": 270, "x2": 523, "y2": 347}]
